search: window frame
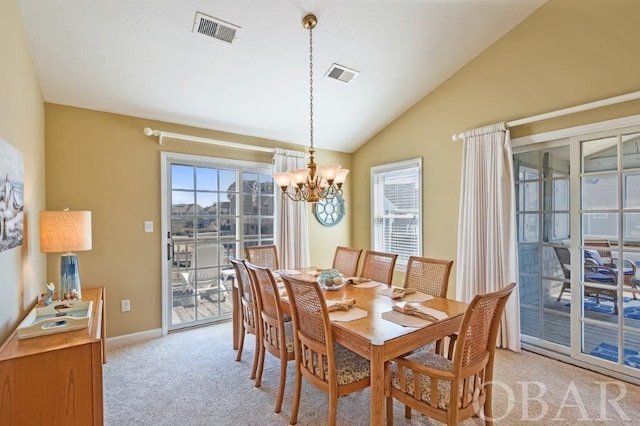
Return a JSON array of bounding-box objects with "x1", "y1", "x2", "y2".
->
[{"x1": 370, "y1": 157, "x2": 422, "y2": 272}]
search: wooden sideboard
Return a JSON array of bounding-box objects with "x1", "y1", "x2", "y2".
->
[{"x1": 0, "y1": 287, "x2": 106, "y2": 426}]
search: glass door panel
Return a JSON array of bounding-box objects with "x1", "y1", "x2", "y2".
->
[
  {"x1": 580, "y1": 132, "x2": 640, "y2": 375},
  {"x1": 515, "y1": 143, "x2": 571, "y2": 350},
  {"x1": 242, "y1": 171, "x2": 275, "y2": 252},
  {"x1": 169, "y1": 164, "x2": 237, "y2": 329}
]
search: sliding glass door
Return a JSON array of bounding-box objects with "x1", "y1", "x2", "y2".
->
[
  {"x1": 577, "y1": 130, "x2": 640, "y2": 374},
  {"x1": 163, "y1": 153, "x2": 274, "y2": 331},
  {"x1": 515, "y1": 124, "x2": 640, "y2": 379}
]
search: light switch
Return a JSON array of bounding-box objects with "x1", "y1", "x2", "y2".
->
[{"x1": 144, "y1": 221, "x2": 153, "y2": 233}]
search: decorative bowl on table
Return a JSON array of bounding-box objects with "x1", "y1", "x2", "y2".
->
[{"x1": 317, "y1": 269, "x2": 346, "y2": 291}]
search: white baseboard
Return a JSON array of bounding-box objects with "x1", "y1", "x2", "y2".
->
[{"x1": 106, "y1": 328, "x2": 163, "y2": 349}]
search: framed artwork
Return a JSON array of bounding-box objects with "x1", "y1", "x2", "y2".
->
[{"x1": 0, "y1": 137, "x2": 24, "y2": 253}]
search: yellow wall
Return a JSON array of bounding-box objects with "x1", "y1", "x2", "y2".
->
[
  {"x1": 307, "y1": 149, "x2": 352, "y2": 268},
  {"x1": 352, "y1": 0, "x2": 640, "y2": 296},
  {"x1": 44, "y1": 104, "x2": 351, "y2": 337},
  {"x1": 0, "y1": 0, "x2": 45, "y2": 343}
]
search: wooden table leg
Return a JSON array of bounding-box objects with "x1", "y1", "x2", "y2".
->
[
  {"x1": 232, "y1": 279, "x2": 239, "y2": 350},
  {"x1": 370, "y1": 345, "x2": 385, "y2": 426}
]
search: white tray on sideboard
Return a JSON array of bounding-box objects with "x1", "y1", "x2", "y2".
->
[{"x1": 17, "y1": 300, "x2": 93, "y2": 339}]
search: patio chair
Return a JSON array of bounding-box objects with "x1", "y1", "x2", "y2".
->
[
  {"x1": 584, "y1": 238, "x2": 638, "y2": 299},
  {"x1": 246, "y1": 245, "x2": 280, "y2": 270},
  {"x1": 386, "y1": 282, "x2": 516, "y2": 426},
  {"x1": 245, "y1": 261, "x2": 295, "y2": 414},
  {"x1": 360, "y1": 250, "x2": 397, "y2": 285},
  {"x1": 280, "y1": 273, "x2": 371, "y2": 425},
  {"x1": 332, "y1": 246, "x2": 362, "y2": 277},
  {"x1": 554, "y1": 246, "x2": 619, "y2": 314},
  {"x1": 229, "y1": 257, "x2": 260, "y2": 379},
  {"x1": 179, "y1": 244, "x2": 226, "y2": 302}
]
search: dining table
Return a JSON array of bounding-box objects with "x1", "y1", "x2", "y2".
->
[{"x1": 269, "y1": 268, "x2": 468, "y2": 426}]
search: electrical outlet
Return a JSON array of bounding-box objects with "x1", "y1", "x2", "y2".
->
[
  {"x1": 144, "y1": 221, "x2": 153, "y2": 233},
  {"x1": 121, "y1": 299, "x2": 130, "y2": 312}
]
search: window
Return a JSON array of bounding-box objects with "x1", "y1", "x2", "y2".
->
[
  {"x1": 371, "y1": 158, "x2": 422, "y2": 270},
  {"x1": 170, "y1": 163, "x2": 274, "y2": 267}
]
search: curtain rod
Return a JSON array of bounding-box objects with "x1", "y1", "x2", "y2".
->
[
  {"x1": 451, "y1": 90, "x2": 640, "y2": 141},
  {"x1": 143, "y1": 127, "x2": 275, "y2": 153}
]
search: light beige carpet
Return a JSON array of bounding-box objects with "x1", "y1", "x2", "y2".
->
[{"x1": 104, "y1": 321, "x2": 640, "y2": 425}]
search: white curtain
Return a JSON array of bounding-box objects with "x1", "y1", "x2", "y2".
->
[
  {"x1": 456, "y1": 122, "x2": 520, "y2": 351},
  {"x1": 273, "y1": 148, "x2": 310, "y2": 269}
]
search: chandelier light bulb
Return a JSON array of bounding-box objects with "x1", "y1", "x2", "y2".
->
[
  {"x1": 335, "y1": 168, "x2": 350, "y2": 184},
  {"x1": 289, "y1": 169, "x2": 308, "y2": 185},
  {"x1": 274, "y1": 172, "x2": 291, "y2": 188},
  {"x1": 318, "y1": 165, "x2": 341, "y2": 181}
]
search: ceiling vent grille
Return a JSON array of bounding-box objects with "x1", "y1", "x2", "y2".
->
[
  {"x1": 325, "y1": 63, "x2": 359, "y2": 84},
  {"x1": 193, "y1": 12, "x2": 240, "y2": 44}
]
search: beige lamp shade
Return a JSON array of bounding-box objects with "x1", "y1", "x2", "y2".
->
[{"x1": 40, "y1": 210, "x2": 92, "y2": 253}]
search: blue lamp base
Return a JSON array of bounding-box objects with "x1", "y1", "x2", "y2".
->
[{"x1": 59, "y1": 253, "x2": 82, "y2": 300}]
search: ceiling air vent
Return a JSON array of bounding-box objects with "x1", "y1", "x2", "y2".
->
[
  {"x1": 192, "y1": 12, "x2": 240, "y2": 44},
  {"x1": 325, "y1": 63, "x2": 359, "y2": 84}
]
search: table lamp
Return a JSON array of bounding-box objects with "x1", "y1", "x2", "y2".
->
[{"x1": 40, "y1": 209, "x2": 92, "y2": 300}]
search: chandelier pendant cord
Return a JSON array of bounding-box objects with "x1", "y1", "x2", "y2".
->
[{"x1": 309, "y1": 25, "x2": 314, "y2": 151}]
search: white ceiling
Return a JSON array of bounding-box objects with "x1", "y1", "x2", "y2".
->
[{"x1": 16, "y1": 0, "x2": 545, "y2": 153}]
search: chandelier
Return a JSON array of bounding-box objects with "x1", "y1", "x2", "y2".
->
[{"x1": 273, "y1": 14, "x2": 349, "y2": 203}]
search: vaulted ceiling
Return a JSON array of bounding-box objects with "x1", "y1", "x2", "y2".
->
[{"x1": 17, "y1": 0, "x2": 545, "y2": 152}]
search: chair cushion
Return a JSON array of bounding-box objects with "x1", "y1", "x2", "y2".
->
[
  {"x1": 584, "y1": 249, "x2": 604, "y2": 266},
  {"x1": 585, "y1": 271, "x2": 615, "y2": 283},
  {"x1": 332, "y1": 344, "x2": 371, "y2": 385},
  {"x1": 389, "y1": 351, "x2": 453, "y2": 410},
  {"x1": 310, "y1": 343, "x2": 371, "y2": 386}
]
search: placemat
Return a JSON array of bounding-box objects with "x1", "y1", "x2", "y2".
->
[
  {"x1": 328, "y1": 307, "x2": 368, "y2": 322},
  {"x1": 381, "y1": 310, "x2": 431, "y2": 328},
  {"x1": 413, "y1": 306, "x2": 448, "y2": 320}
]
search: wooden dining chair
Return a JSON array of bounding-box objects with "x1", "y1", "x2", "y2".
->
[
  {"x1": 332, "y1": 246, "x2": 363, "y2": 277},
  {"x1": 280, "y1": 273, "x2": 371, "y2": 425},
  {"x1": 229, "y1": 256, "x2": 260, "y2": 379},
  {"x1": 403, "y1": 256, "x2": 453, "y2": 298},
  {"x1": 245, "y1": 261, "x2": 295, "y2": 414},
  {"x1": 403, "y1": 256, "x2": 454, "y2": 356},
  {"x1": 386, "y1": 282, "x2": 517, "y2": 426},
  {"x1": 245, "y1": 245, "x2": 280, "y2": 270},
  {"x1": 360, "y1": 250, "x2": 398, "y2": 285}
]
